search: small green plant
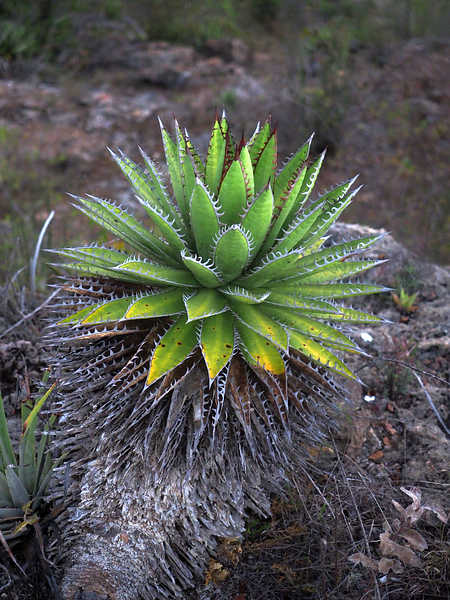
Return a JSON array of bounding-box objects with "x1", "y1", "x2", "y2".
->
[
  {"x1": 0, "y1": 378, "x2": 59, "y2": 542},
  {"x1": 392, "y1": 287, "x2": 418, "y2": 314}
]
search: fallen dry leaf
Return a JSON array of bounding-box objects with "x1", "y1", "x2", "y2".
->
[
  {"x1": 401, "y1": 487, "x2": 422, "y2": 509},
  {"x1": 379, "y1": 531, "x2": 422, "y2": 567},
  {"x1": 423, "y1": 501, "x2": 448, "y2": 524},
  {"x1": 348, "y1": 552, "x2": 379, "y2": 570},
  {"x1": 393, "y1": 488, "x2": 425, "y2": 525},
  {"x1": 378, "y1": 557, "x2": 404, "y2": 574},
  {"x1": 397, "y1": 527, "x2": 428, "y2": 551}
]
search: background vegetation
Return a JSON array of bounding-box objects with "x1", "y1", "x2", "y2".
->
[{"x1": 0, "y1": 0, "x2": 448, "y2": 286}]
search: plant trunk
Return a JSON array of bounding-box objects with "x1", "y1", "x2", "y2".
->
[{"x1": 60, "y1": 437, "x2": 270, "y2": 599}]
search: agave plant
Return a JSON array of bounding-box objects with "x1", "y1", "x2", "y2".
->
[
  {"x1": 0, "y1": 379, "x2": 58, "y2": 543},
  {"x1": 49, "y1": 114, "x2": 387, "y2": 598}
]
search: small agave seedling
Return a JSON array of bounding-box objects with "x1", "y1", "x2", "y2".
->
[
  {"x1": 0, "y1": 379, "x2": 58, "y2": 543},
  {"x1": 49, "y1": 114, "x2": 388, "y2": 597}
]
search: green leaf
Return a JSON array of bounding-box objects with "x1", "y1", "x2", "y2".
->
[
  {"x1": 205, "y1": 117, "x2": 226, "y2": 196},
  {"x1": 248, "y1": 120, "x2": 271, "y2": 167},
  {"x1": 213, "y1": 226, "x2": 250, "y2": 283},
  {"x1": 159, "y1": 118, "x2": 185, "y2": 219},
  {"x1": 0, "y1": 473, "x2": 13, "y2": 505},
  {"x1": 220, "y1": 285, "x2": 270, "y2": 304},
  {"x1": 34, "y1": 421, "x2": 53, "y2": 496},
  {"x1": 22, "y1": 383, "x2": 55, "y2": 434},
  {"x1": 237, "y1": 250, "x2": 303, "y2": 288},
  {"x1": 53, "y1": 245, "x2": 127, "y2": 269},
  {"x1": 313, "y1": 307, "x2": 384, "y2": 323},
  {"x1": 0, "y1": 395, "x2": 16, "y2": 468},
  {"x1": 272, "y1": 202, "x2": 324, "y2": 255},
  {"x1": 81, "y1": 297, "x2": 132, "y2": 324},
  {"x1": 258, "y1": 165, "x2": 307, "y2": 258},
  {"x1": 293, "y1": 259, "x2": 387, "y2": 284},
  {"x1": 261, "y1": 304, "x2": 357, "y2": 349},
  {"x1": 178, "y1": 126, "x2": 196, "y2": 218},
  {"x1": 200, "y1": 312, "x2": 234, "y2": 381},
  {"x1": 147, "y1": 316, "x2": 198, "y2": 386},
  {"x1": 300, "y1": 179, "x2": 361, "y2": 248},
  {"x1": 239, "y1": 144, "x2": 254, "y2": 200},
  {"x1": 273, "y1": 135, "x2": 312, "y2": 207},
  {"x1": 52, "y1": 246, "x2": 135, "y2": 274},
  {"x1": 185, "y1": 131, "x2": 205, "y2": 178},
  {"x1": 288, "y1": 330, "x2": 356, "y2": 379},
  {"x1": 108, "y1": 148, "x2": 185, "y2": 233},
  {"x1": 184, "y1": 289, "x2": 228, "y2": 322},
  {"x1": 136, "y1": 200, "x2": 188, "y2": 256},
  {"x1": 218, "y1": 159, "x2": 248, "y2": 225},
  {"x1": 236, "y1": 321, "x2": 285, "y2": 376},
  {"x1": 291, "y1": 234, "x2": 385, "y2": 279},
  {"x1": 138, "y1": 146, "x2": 185, "y2": 232},
  {"x1": 50, "y1": 261, "x2": 143, "y2": 283},
  {"x1": 181, "y1": 250, "x2": 223, "y2": 288},
  {"x1": 231, "y1": 301, "x2": 288, "y2": 351},
  {"x1": 297, "y1": 282, "x2": 389, "y2": 298},
  {"x1": 263, "y1": 292, "x2": 339, "y2": 312},
  {"x1": 73, "y1": 196, "x2": 180, "y2": 264},
  {"x1": 241, "y1": 186, "x2": 274, "y2": 259},
  {"x1": 109, "y1": 150, "x2": 157, "y2": 207},
  {"x1": 57, "y1": 304, "x2": 99, "y2": 326},
  {"x1": 125, "y1": 290, "x2": 185, "y2": 320},
  {"x1": 190, "y1": 179, "x2": 220, "y2": 259},
  {"x1": 253, "y1": 130, "x2": 277, "y2": 194},
  {"x1": 271, "y1": 134, "x2": 312, "y2": 230},
  {"x1": 114, "y1": 259, "x2": 198, "y2": 287},
  {"x1": 297, "y1": 149, "x2": 326, "y2": 207},
  {"x1": 5, "y1": 466, "x2": 29, "y2": 507}
]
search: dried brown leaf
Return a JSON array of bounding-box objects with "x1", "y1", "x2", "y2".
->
[
  {"x1": 396, "y1": 487, "x2": 425, "y2": 525},
  {"x1": 423, "y1": 502, "x2": 448, "y2": 524},
  {"x1": 398, "y1": 527, "x2": 428, "y2": 551},
  {"x1": 379, "y1": 531, "x2": 422, "y2": 567},
  {"x1": 348, "y1": 552, "x2": 378, "y2": 570},
  {"x1": 378, "y1": 557, "x2": 404, "y2": 574},
  {"x1": 400, "y1": 487, "x2": 422, "y2": 510}
]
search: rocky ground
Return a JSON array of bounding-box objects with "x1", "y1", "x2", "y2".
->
[{"x1": 0, "y1": 30, "x2": 448, "y2": 600}]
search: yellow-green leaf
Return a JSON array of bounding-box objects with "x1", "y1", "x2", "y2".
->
[
  {"x1": 220, "y1": 285, "x2": 270, "y2": 304},
  {"x1": 231, "y1": 301, "x2": 288, "y2": 351},
  {"x1": 82, "y1": 297, "x2": 132, "y2": 324},
  {"x1": 218, "y1": 160, "x2": 248, "y2": 225},
  {"x1": 288, "y1": 330, "x2": 356, "y2": 379},
  {"x1": 201, "y1": 312, "x2": 234, "y2": 381},
  {"x1": 115, "y1": 259, "x2": 198, "y2": 287},
  {"x1": 205, "y1": 118, "x2": 226, "y2": 196},
  {"x1": 190, "y1": 179, "x2": 220, "y2": 259},
  {"x1": 214, "y1": 226, "x2": 250, "y2": 283},
  {"x1": 185, "y1": 289, "x2": 227, "y2": 322},
  {"x1": 236, "y1": 321, "x2": 285, "y2": 375},
  {"x1": 253, "y1": 130, "x2": 277, "y2": 194},
  {"x1": 146, "y1": 316, "x2": 198, "y2": 386},
  {"x1": 125, "y1": 290, "x2": 185, "y2": 319},
  {"x1": 261, "y1": 304, "x2": 357, "y2": 349},
  {"x1": 57, "y1": 304, "x2": 98, "y2": 326},
  {"x1": 181, "y1": 251, "x2": 223, "y2": 288},
  {"x1": 241, "y1": 186, "x2": 274, "y2": 259}
]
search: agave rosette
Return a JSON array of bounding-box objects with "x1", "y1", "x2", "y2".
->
[{"x1": 51, "y1": 114, "x2": 387, "y2": 461}]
